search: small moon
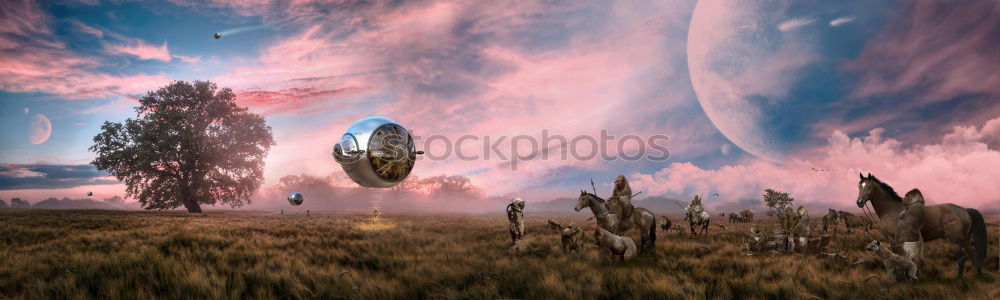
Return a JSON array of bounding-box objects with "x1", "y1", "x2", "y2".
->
[{"x1": 29, "y1": 114, "x2": 52, "y2": 145}]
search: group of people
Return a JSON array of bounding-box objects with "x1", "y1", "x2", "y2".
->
[
  {"x1": 504, "y1": 175, "x2": 929, "y2": 281},
  {"x1": 507, "y1": 175, "x2": 638, "y2": 247}
]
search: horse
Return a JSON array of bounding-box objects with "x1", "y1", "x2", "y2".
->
[
  {"x1": 659, "y1": 216, "x2": 673, "y2": 233},
  {"x1": 594, "y1": 228, "x2": 637, "y2": 263},
  {"x1": 575, "y1": 191, "x2": 657, "y2": 254},
  {"x1": 837, "y1": 211, "x2": 872, "y2": 234},
  {"x1": 740, "y1": 210, "x2": 754, "y2": 223},
  {"x1": 857, "y1": 173, "x2": 988, "y2": 278},
  {"x1": 684, "y1": 210, "x2": 710, "y2": 236}
]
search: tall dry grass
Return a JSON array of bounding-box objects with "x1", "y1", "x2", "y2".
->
[{"x1": 0, "y1": 209, "x2": 997, "y2": 299}]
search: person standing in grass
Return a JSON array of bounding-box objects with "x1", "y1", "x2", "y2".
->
[
  {"x1": 507, "y1": 198, "x2": 526, "y2": 246},
  {"x1": 898, "y1": 189, "x2": 925, "y2": 271},
  {"x1": 789, "y1": 206, "x2": 811, "y2": 253}
]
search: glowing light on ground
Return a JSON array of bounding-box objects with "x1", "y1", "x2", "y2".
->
[{"x1": 353, "y1": 221, "x2": 396, "y2": 231}]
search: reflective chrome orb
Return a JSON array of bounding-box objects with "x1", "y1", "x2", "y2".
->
[
  {"x1": 87, "y1": 191, "x2": 93, "y2": 197},
  {"x1": 332, "y1": 116, "x2": 421, "y2": 188},
  {"x1": 287, "y1": 192, "x2": 304, "y2": 206}
]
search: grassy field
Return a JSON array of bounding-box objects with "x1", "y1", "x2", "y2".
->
[{"x1": 0, "y1": 209, "x2": 997, "y2": 299}]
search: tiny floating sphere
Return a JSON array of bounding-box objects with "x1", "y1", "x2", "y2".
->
[
  {"x1": 87, "y1": 191, "x2": 93, "y2": 197},
  {"x1": 332, "y1": 116, "x2": 423, "y2": 188},
  {"x1": 287, "y1": 192, "x2": 304, "y2": 206}
]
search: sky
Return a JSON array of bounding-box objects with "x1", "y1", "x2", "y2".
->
[{"x1": 0, "y1": 0, "x2": 998, "y2": 213}]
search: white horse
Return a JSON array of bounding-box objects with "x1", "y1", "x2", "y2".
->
[
  {"x1": 594, "y1": 228, "x2": 637, "y2": 263},
  {"x1": 685, "y1": 210, "x2": 711, "y2": 237}
]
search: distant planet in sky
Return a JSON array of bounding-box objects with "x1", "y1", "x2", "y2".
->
[
  {"x1": 29, "y1": 113, "x2": 52, "y2": 145},
  {"x1": 687, "y1": 0, "x2": 889, "y2": 163}
]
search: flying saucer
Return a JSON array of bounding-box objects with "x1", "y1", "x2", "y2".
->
[
  {"x1": 332, "y1": 116, "x2": 423, "y2": 188},
  {"x1": 287, "y1": 192, "x2": 303, "y2": 206},
  {"x1": 213, "y1": 33, "x2": 222, "y2": 39}
]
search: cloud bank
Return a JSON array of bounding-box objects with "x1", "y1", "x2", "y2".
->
[
  {"x1": 0, "y1": 164, "x2": 118, "y2": 190},
  {"x1": 632, "y1": 118, "x2": 1000, "y2": 212}
]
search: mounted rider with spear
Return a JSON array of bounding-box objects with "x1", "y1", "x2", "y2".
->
[{"x1": 578, "y1": 176, "x2": 656, "y2": 253}]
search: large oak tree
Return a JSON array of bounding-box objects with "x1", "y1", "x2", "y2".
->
[{"x1": 91, "y1": 81, "x2": 274, "y2": 212}]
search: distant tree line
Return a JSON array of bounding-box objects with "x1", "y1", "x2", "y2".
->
[
  {"x1": 0, "y1": 196, "x2": 125, "y2": 209},
  {"x1": 0, "y1": 198, "x2": 30, "y2": 208}
]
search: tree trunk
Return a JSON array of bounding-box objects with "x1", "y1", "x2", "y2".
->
[
  {"x1": 180, "y1": 186, "x2": 202, "y2": 213},
  {"x1": 182, "y1": 195, "x2": 202, "y2": 213}
]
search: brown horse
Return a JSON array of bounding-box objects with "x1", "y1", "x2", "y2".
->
[
  {"x1": 740, "y1": 209, "x2": 754, "y2": 223},
  {"x1": 575, "y1": 191, "x2": 657, "y2": 254},
  {"x1": 837, "y1": 211, "x2": 873, "y2": 234},
  {"x1": 856, "y1": 173, "x2": 988, "y2": 278}
]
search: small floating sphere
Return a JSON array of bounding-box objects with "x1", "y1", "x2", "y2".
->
[{"x1": 287, "y1": 192, "x2": 304, "y2": 206}]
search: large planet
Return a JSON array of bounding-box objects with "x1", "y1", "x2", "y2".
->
[
  {"x1": 29, "y1": 113, "x2": 52, "y2": 145},
  {"x1": 687, "y1": 0, "x2": 892, "y2": 163}
]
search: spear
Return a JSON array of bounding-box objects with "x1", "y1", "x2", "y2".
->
[
  {"x1": 590, "y1": 178, "x2": 598, "y2": 195},
  {"x1": 673, "y1": 199, "x2": 687, "y2": 209}
]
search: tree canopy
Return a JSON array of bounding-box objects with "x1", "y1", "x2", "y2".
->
[
  {"x1": 762, "y1": 188, "x2": 794, "y2": 219},
  {"x1": 90, "y1": 81, "x2": 274, "y2": 212}
]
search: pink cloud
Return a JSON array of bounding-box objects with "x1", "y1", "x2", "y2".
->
[
  {"x1": 167, "y1": 0, "x2": 275, "y2": 18},
  {"x1": 848, "y1": 1, "x2": 1000, "y2": 104},
  {"x1": 173, "y1": 54, "x2": 201, "y2": 63},
  {"x1": 631, "y1": 118, "x2": 1000, "y2": 212},
  {"x1": 0, "y1": 0, "x2": 52, "y2": 38},
  {"x1": 67, "y1": 19, "x2": 103, "y2": 38},
  {"x1": 235, "y1": 86, "x2": 371, "y2": 116},
  {"x1": 0, "y1": 1, "x2": 170, "y2": 99},
  {"x1": 201, "y1": 0, "x2": 704, "y2": 200},
  {"x1": 777, "y1": 17, "x2": 815, "y2": 32},
  {"x1": 827, "y1": 0, "x2": 1000, "y2": 144},
  {"x1": 106, "y1": 40, "x2": 171, "y2": 61}
]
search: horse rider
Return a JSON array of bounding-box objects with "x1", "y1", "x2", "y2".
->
[
  {"x1": 684, "y1": 195, "x2": 705, "y2": 223},
  {"x1": 607, "y1": 175, "x2": 634, "y2": 230},
  {"x1": 507, "y1": 198, "x2": 526, "y2": 245}
]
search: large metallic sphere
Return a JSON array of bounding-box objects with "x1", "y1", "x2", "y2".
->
[
  {"x1": 287, "y1": 192, "x2": 304, "y2": 206},
  {"x1": 332, "y1": 116, "x2": 419, "y2": 188}
]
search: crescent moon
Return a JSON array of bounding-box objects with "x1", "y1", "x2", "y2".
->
[{"x1": 29, "y1": 113, "x2": 52, "y2": 145}]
